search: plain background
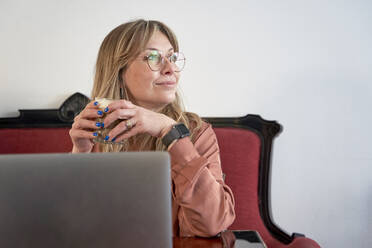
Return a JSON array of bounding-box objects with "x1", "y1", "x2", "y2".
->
[{"x1": 1, "y1": 0, "x2": 371, "y2": 247}]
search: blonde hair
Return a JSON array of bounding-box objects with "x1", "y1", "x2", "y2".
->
[{"x1": 91, "y1": 19, "x2": 202, "y2": 152}]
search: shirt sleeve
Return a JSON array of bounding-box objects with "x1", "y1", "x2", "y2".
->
[{"x1": 169, "y1": 122, "x2": 236, "y2": 237}]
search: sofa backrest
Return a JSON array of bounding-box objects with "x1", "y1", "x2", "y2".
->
[{"x1": 1, "y1": 92, "x2": 302, "y2": 246}]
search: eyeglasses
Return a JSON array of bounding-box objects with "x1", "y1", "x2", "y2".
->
[{"x1": 143, "y1": 50, "x2": 186, "y2": 72}]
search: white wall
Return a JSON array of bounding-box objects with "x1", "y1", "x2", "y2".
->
[{"x1": 1, "y1": 0, "x2": 371, "y2": 247}]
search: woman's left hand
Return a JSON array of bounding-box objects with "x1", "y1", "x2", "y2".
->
[{"x1": 102, "y1": 99, "x2": 176, "y2": 143}]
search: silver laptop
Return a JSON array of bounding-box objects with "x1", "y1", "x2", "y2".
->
[{"x1": 0, "y1": 152, "x2": 172, "y2": 248}]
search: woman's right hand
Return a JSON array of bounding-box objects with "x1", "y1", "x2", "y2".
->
[{"x1": 69, "y1": 100, "x2": 103, "y2": 153}]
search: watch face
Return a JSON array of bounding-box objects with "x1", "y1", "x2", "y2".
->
[{"x1": 176, "y1": 124, "x2": 190, "y2": 137}]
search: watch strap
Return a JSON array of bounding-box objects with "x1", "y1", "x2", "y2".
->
[{"x1": 162, "y1": 123, "x2": 190, "y2": 148}]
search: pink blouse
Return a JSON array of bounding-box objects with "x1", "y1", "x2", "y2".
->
[{"x1": 169, "y1": 121, "x2": 236, "y2": 237}]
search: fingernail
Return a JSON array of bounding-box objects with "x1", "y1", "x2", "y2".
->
[
  {"x1": 97, "y1": 110, "x2": 103, "y2": 115},
  {"x1": 104, "y1": 107, "x2": 109, "y2": 112},
  {"x1": 112, "y1": 137, "x2": 117, "y2": 142},
  {"x1": 93, "y1": 132, "x2": 98, "y2": 137},
  {"x1": 101, "y1": 122, "x2": 104, "y2": 128},
  {"x1": 95, "y1": 122, "x2": 101, "y2": 127},
  {"x1": 104, "y1": 135, "x2": 110, "y2": 141},
  {"x1": 94, "y1": 101, "x2": 98, "y2": 106}
]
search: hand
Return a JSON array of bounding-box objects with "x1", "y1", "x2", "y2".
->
[
  {"x1": 69, "y1": 100, "x2": 104, "y2": 153},
  {"x1": 103, "y1": 100, "x2": 177, "y2": 143}
]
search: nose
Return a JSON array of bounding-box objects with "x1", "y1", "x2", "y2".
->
[{"x1": 160, "y1": 57, "x2": 176, "y2": 75}]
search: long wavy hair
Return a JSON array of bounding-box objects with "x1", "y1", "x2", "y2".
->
[{"x1": 91, "y1": 19, "x2": 202, "y2": 152}]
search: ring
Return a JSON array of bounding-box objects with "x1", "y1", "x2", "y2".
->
[{"x1": 125, "y1": 119, "x2": 133, "y2": 129}]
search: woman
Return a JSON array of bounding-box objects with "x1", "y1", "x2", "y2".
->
[{"x1": 69, "y1": 19, "x2": 235, "y2": 237}]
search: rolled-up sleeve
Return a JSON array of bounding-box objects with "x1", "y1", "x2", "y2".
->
[{"x1": 169, "y1": 122, "x2": 235, "y2": 237}]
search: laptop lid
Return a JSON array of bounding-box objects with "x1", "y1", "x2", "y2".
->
[{"x1": 0, "y1": 152, "x2": 172, "y2": 248}]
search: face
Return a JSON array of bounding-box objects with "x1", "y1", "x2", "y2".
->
[{"x1": 122, "y1": 31, "x2": 180, "y2": 111}]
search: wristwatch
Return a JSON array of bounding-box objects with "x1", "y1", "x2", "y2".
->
[{"x1": 162, "y1": 123, "x2": 190, "y2": 148}]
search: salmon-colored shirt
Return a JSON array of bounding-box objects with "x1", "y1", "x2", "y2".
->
[{"x1": 168, "y1": 121, "x2": 236, "y2": 237}]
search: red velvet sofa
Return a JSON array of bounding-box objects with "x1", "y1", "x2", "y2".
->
[{"x1": 0, "y1": 93, "x2": 320, "y2": 248}]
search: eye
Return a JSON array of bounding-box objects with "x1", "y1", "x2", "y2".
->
[
  {"x1": 147, "y1": 51, "x2": 161, "y2": 64},
  {"x1": 169, "y1": 53, "x2": 178, "y2": 63}
]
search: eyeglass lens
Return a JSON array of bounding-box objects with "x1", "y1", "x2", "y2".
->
[{"x1": 146, "y1": 51, "x2": 185, "y2": 72}]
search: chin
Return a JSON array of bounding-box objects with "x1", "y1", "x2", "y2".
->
[
  {"x1": 160, "y1": 93, "x2": 177, "y2": 104},
  {"x1": 143, "y1": 93, "x2": 177, "y2": 110}
]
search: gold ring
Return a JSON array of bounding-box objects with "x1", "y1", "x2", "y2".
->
[{"x1": 125, "y1": 120, "x2": 133, "y2": 129}]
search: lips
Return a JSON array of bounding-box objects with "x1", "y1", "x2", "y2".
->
[{"x1": 155, "y1": 81, "x2": 176, "y2": 86}]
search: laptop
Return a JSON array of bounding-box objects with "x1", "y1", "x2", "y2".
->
[{"x1": 0, "y1": 152, "x2": 172, "y2": 248}]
